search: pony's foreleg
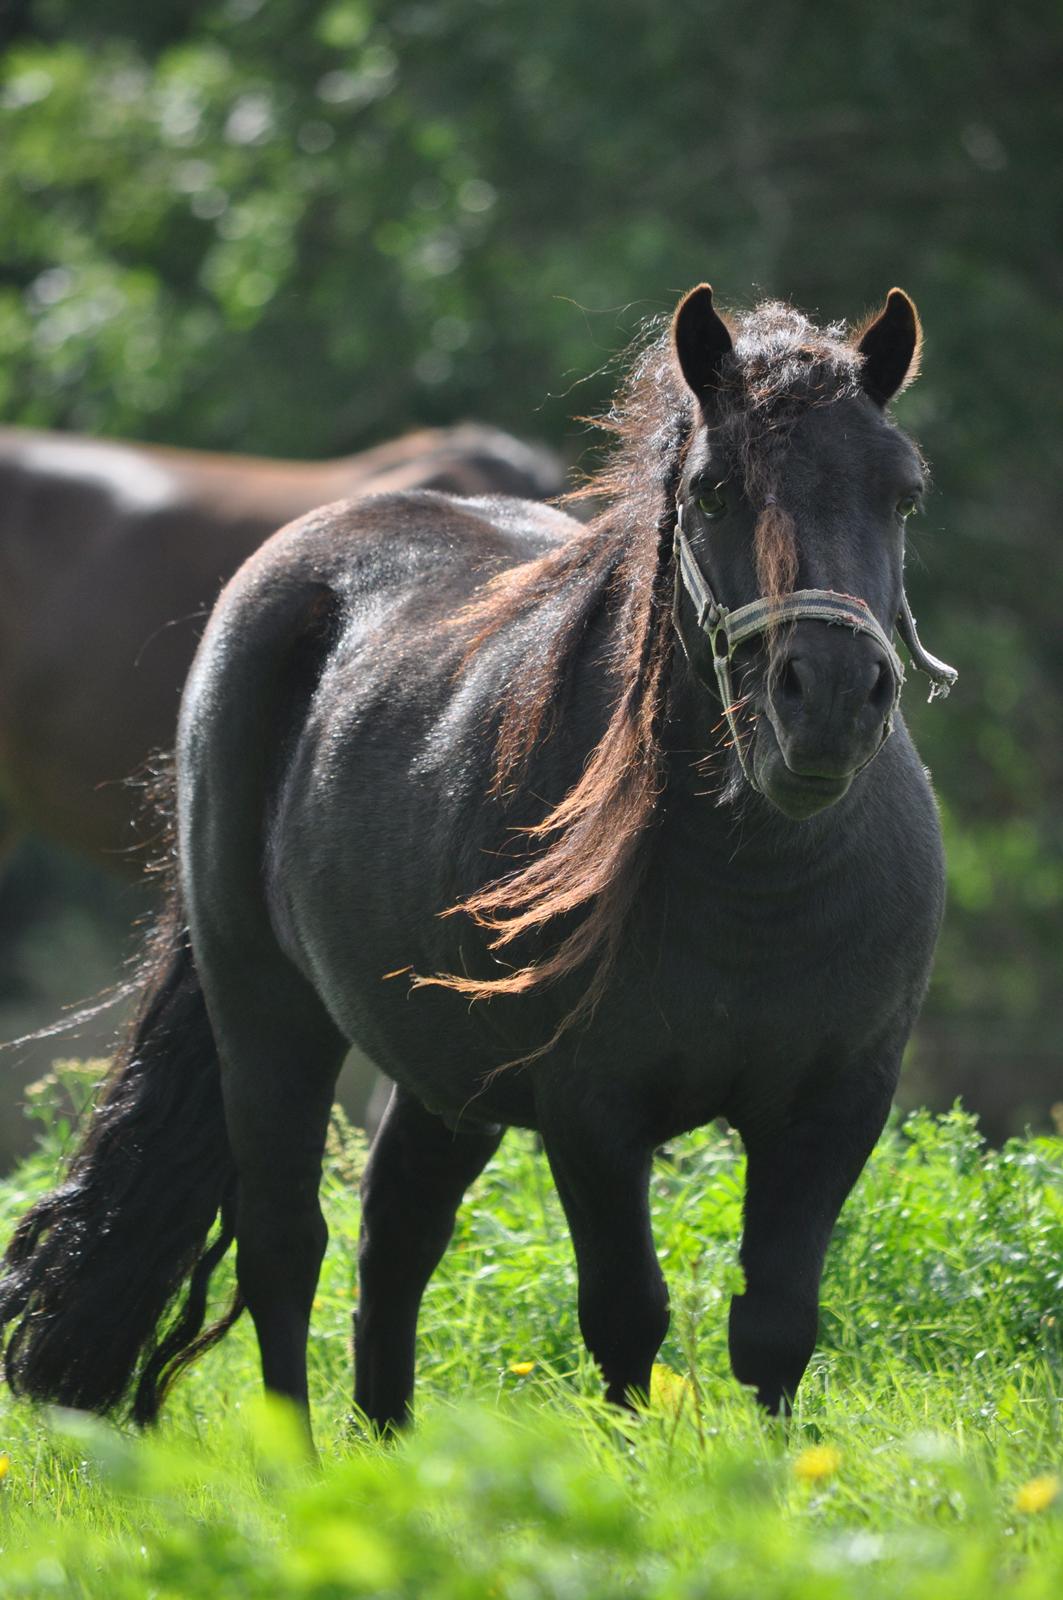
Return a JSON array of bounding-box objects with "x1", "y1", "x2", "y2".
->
[
  {"x1": 354, "y1": 1085, "x2": 502, "y2": 1434},
  {"x1": 539, "y1": 1102, "x2": 668, "y2": 1407},
  {"x1": 729, "y1": 1062, "x2": 898, "y2": 1415}
]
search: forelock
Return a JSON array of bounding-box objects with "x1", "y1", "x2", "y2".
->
[{"x1": 724, "y1": 302, "x2": 862, "y2": 416}]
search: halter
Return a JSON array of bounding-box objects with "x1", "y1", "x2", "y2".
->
[{"x1": 671, "y1": 502, "x2": 957, "y2": 790}]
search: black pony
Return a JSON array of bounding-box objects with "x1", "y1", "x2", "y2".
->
[{"x1": 0, "y1": 285, "x2": 956, "y2": 1436}]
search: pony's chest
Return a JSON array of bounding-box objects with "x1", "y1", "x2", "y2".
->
[
  {"x1": 640, "y1": 884, "x2": 883, "y2": 1054},
  {"x1": 615, "y1": 836, "x2": 940, "y2": 1134}
]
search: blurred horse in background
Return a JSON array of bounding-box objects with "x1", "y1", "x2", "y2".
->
[{"x1": 0, "y1": 422, "x2": 563, "y2": 874}]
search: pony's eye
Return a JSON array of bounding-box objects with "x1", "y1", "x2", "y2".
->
[
  {"x1": 696, "y1": 483, "x2": 728, "y2": 520},
  {"x1": 897, "y1": 495, "x2": 921, "y2": 520}
]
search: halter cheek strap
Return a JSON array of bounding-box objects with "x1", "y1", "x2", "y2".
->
[{"x1": 671, "y1": 504, "x2": 957, "y2": 789}]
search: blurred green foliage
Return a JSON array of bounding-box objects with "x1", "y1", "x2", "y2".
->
[{"x1": 0, "y1": 0, "x2": 1060, "y2": 1121}]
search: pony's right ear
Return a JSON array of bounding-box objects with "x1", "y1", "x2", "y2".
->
[{"x1": 672, "y1": 284, "x2": 734, "y2": 399}]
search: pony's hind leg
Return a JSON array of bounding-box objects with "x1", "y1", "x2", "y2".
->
[
  {"x1": 209, "y1": 979, "x2": 347, "y2": 1420},
  {"x1": 354, "y1": 1085, "x2": 503, "y2": 1433}
]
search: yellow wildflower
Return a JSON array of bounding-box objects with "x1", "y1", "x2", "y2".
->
[
  {"x1": 508, "y1": 1361, "x2": 535, "y2": 1376},
  {"x1": 794, "y1": 1444, "x2": 842, "y2": 1483},
  {"x1": 1014, "y1": 1474, "x2": 1061, "y2": 1515},
  {"x1": 0, "y1": 1454, "x2": 10, "y2": 1481},
  {"x1": 651, "y1": 1363, "x2": 693, "y2": 1414}
]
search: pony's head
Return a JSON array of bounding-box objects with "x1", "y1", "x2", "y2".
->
[{"x1": 672, "y1": 284, "x2": 930, "y2": 818}]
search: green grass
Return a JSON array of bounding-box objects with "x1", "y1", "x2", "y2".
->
[{"x1": 0, "y1": 1067, "x2": 1060, "y2": 1596}]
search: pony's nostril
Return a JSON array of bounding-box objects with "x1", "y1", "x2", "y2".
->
[
  {"x1": 868, "y1": 660, "x2": 893, "y2": 713},
  {"x1": 778, "y1": 656, "x2": 809, "y2": 706}
]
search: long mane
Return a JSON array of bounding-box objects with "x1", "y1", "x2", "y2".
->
[{"x1": 414, "y1": 303, "x2": 862, "y2": 1044}]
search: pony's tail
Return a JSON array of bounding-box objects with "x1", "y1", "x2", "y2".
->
[{"x1": 0, "y1": 891, "x2": 242, "y2": 1424}]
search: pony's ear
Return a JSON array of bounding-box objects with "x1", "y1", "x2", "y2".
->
[
  {"x1": 856, "y1": 289, "x2": 923, "y2": 405},
  {"x1": 672, "y1": 283, "x2": 734, "y2": 399}
]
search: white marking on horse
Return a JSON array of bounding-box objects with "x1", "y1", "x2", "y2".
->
[{"x1": 22, "y1": 439, "x2": 176, "y2": 513}]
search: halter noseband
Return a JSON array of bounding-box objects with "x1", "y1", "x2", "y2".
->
[{"x1": 671, "y1": 502, "x2": 957, "y2": 790}]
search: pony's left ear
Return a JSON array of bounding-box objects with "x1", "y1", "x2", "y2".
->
[
  {"x1": 856, "y1": 289, "x2": 923, "y2": 405},
  {"x1": 672, "y1": 283, "x2": 734, "y2": 399}
]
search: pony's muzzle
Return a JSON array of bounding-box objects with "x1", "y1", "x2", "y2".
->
[{"x1": 767, "y1": 627, "x2": 899, "y2": 780}]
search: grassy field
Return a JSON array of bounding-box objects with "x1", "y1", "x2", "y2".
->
[{"x1": 0, "y1": 1064, "x2": 1060, "y2": 1596}]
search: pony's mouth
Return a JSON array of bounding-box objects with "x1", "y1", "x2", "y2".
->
[
  {"x1": 752, "y1": 724, "x2": 856, "y2": 819},
  {"x1": 767, "y1": 763, "x2": 853, "y2": 819}
]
